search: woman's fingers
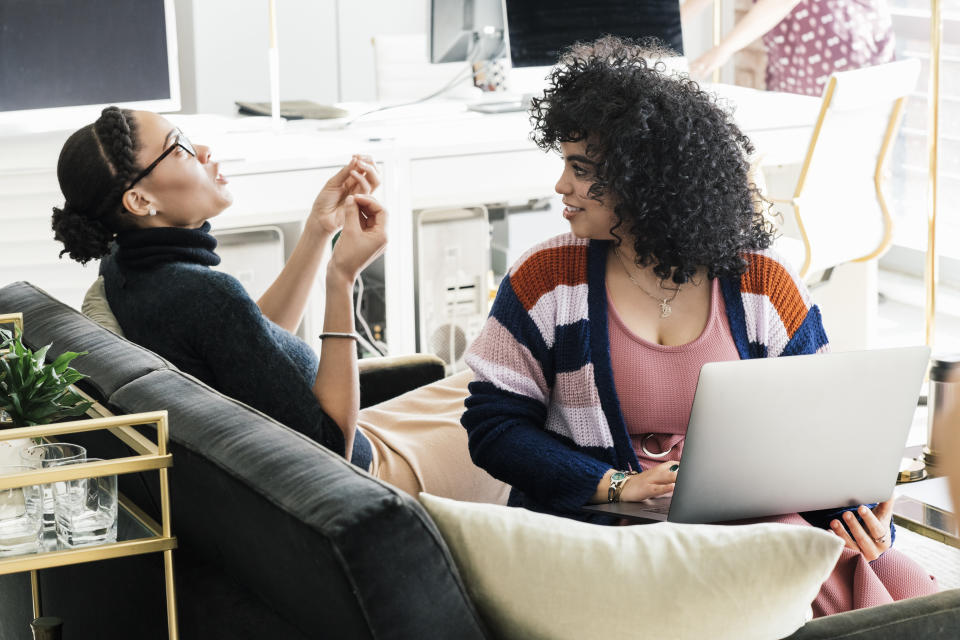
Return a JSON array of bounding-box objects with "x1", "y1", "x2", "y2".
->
[
  {"x1": 874, "y1": 499, "x2": 894, "y2": 525},
  {"x1": 845, "y1": 509, "x2": 884, "y2": 554},
  {"x1": 350, "y1": 169, "x2": 373, "y2": 195},
  {"x1": 650, "y1": 460, "x2": 679, "y2": 483},
  {"x1": 354, "y1": 159, "x2": 380, "y2": 190},
  {"x1": 858, "y1": 505, "x2": 890, "y2": 546},
  {"x1": 342, "y1": 195, "x2": 361, "y2": 231},
  {"x1": 648, "y1": 482, "x2": 675, "y2": 497},
  {"x1": 325, "y1": 159, "x2": 355, "y2": 188},
  {"x1": 830, "y1": 519, "x2": 859, "y2": 551},
  {"x1": 830, "y1": 507, "x2": 890, "y2": 561},
  {"x1": 353, "y1": 193, "x2": 386, "y2": 228},
  {"x1": 325, "y1": 155, "x2": 379, "y2": 195}
]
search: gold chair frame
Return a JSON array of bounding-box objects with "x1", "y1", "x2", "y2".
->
[{"x1": 771, "y1": 75, "x2": 910, "y2": 280}]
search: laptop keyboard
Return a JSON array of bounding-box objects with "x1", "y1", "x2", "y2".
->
[{"x1": 640, "y1": 501, "x2": 671, "y2": 514}]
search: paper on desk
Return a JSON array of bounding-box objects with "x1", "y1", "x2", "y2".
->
[{"x1": 894, "y1": 476, "x2": 955, "y2": 513}]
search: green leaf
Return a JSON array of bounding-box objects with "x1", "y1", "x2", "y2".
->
[
  {"x1": 61, "y1": 370, "x2": 86, "y2": 386},
  {"x1": 9, "y1": 392, "x2": 22, "y2": 417},
  {"x1": 33, "y1": 344, "x2": 50, "y2": 366},
  {"x1": 55, "y1": 402, "x2": 94, "y2": 419},
  {"x1": 0, "y1": 331, "x2": 92, "y2": 428},
  {"x1": 52, "y1": 351, "x2": 84, "y2": 374}
]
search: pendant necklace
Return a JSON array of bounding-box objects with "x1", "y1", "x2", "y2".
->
[{"x1": 613, "y1": 247, "x2": 682, "y2": 318}]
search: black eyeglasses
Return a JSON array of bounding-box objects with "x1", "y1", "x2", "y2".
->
[{"x1": 124, "y1": 130, "x2": 196, "y2": 191}]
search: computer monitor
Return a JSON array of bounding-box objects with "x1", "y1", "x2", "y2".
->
[
  {"x1": 503, "y1": 0, "x2": 684, "y2": 68},
  {"x1": 429, "y1": 0, "x2": 506, "y2": 64},
  {"x1": 0, "y1": 0, "x2": 181, "y2": 133}
]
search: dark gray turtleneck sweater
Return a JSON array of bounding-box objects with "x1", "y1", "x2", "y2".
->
[{"x1": 99, "y1": 222, "x2": 371, "y2": 468}]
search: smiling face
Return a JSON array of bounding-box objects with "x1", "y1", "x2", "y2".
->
[
  {"x1": 121, "y1": 110, "x2": 233, "y2": 228},
  {"x1": 555, "y1": 140, "x2": 618, "y2": 241}
]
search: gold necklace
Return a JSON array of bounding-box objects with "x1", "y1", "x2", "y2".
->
[{"x1": 613, "y1": 247, "x2": 682, "y2": 318}]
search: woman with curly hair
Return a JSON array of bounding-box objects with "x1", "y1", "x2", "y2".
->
[{"x1": 461, "y1": 36, "x2": 936, "y2": 615}]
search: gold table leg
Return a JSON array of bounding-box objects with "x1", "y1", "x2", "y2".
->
[
  {"x1": 163, "y1": 549, "x2": 179, "y2": 640},
  {"x1": 30, "y1": 569, "x2": 41, "y2": 619}
]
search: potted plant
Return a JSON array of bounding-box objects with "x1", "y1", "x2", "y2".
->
[{"x1": 0, "y1": 327, "x2": 93, "y2": 466}]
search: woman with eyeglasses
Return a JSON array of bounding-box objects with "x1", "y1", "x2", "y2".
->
[{"x1": 51, "y1": 106, "x2": 387, "y2": 467}]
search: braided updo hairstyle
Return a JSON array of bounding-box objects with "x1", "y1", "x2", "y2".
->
[{"x1": 51, "y1": 106, "x2": 143, "y2": 264}]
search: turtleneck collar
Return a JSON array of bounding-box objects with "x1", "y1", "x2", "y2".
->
[{"x1": 115, "y1": 221, "x2": 221, "y2": 270}]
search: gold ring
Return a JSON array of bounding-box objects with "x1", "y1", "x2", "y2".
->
[{"x1": 873, "y1": 535, "x2": 887, "y2": 544}]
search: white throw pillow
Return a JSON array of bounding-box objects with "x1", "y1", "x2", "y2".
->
[
  {"x1": 81, "y1": 277, "x2": 125, "y2": 336},
  {"x1": 419, "y1": 494, "x2": 843, "y2": 640}
]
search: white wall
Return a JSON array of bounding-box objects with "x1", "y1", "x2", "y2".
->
[
  {"x1": 174, "y1": 0, "x2": 719, "y2": 115},
  {"x1": 175, "y1": 0, "x2": 426, "y2": 114},
  {"x1": 175, "y1": 0, "x2": 341, "y2": 114},
  {"x1": 336, "y1": 0, "x2": 427, "y2": 101}
]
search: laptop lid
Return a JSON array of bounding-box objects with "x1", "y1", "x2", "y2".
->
[{"x1": 665, "y1": 346, "x2": 930, "y2": 523}]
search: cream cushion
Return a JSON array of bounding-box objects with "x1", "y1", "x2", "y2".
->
[
  {"x1": 81, "y1": 277, "x2": 125, "y2": 336},
  {"x1": 419, "y1": 494, "x2": 843, "y2": 640}
]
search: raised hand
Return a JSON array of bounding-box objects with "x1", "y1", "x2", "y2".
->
[
  {"x1": 328, "y1": 193, "x2": 388, "y2": 283},
  {"x1": 307, "y1": 154, "x2": 380, "y2": 237},
  {"x1": 829, "y1": 500, "x2": 894, "y2": 561}
]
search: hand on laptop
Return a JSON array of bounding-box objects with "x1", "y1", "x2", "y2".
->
[
  {"x1": 829, "y1": 501, "x2": 894, "y2": 561},
  {"x1": 619, "y1": 461, "x2": 679, "y2": 502}
]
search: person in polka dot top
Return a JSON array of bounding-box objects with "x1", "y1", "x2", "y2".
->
[{"x1": 684, "y1": 0, "x2": 896, "y2": 96}]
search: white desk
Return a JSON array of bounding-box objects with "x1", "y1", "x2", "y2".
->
[{"x1": 0, "y1": 86, "x2": 821, "y2": 355}]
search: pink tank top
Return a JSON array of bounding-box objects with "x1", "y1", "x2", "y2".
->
[{"x1": 607, "y1": 278, "x2": 740, "y2": 468}]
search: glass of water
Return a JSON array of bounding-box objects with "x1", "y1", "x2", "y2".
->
[
  {"x1": 0, "y1": 465, "x2": 43, "y2": 556},
  {"x1": 53, "y1": 458, "x2": 117, "y2": 548},
  {"x1": 19, "y1": 443, "x2": 86, "y2": 532}
]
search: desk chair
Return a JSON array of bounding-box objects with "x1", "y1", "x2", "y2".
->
[
  {"x1": 766, "y1": 59, "x2": 921, "y2": 281},
  {"x1": 761, "y1": 59, "x2": 920, "y2": 351}
]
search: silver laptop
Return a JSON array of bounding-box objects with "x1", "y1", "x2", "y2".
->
[{"x1": 583, "y1": 346, "x2": 930, "y2": 524}]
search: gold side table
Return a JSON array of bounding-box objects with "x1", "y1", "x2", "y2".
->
[{"x1": 0, "y1": 410, "x2": 178, "y2": 639}]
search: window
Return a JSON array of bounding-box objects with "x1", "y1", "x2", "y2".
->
[{"x1": 888, "y1": 0, "x2": 960, "y2": 258}]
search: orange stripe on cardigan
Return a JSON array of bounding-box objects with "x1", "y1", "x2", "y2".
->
[
  {"x1": 740, "y1": 253, "x2": 809, "y2": 337},
  {"x1": 510, "y1": 244, "x2": 589, "y2": 311}
]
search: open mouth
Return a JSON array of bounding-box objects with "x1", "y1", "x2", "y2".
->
[{"x1": 563, "y1": 204, "x2": 584, "y2": 219}]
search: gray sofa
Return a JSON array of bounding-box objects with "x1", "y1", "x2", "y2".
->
[{"x1": 0, "y1": 280, "x2": 958, "y2": 640}]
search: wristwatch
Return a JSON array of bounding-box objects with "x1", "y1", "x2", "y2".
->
[{"x1": 607, "y1": 470, "x2": 639, "y2": 503}]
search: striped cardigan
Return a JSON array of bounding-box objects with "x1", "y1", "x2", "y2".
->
[{"x1": 462, "y1": 233, "x2": 830, "y2": 520}]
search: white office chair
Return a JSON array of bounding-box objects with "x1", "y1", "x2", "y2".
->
[
  {"x1": 766, "y1": 59, "x2": 921, "y2": 281},
  {"x1": 371, "y1": 34, "x2": 478, "y2": 103}
]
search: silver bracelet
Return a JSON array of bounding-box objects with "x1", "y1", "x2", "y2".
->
[{"x1": 318, "y1": 332, "x2": 360, "y2": 341}]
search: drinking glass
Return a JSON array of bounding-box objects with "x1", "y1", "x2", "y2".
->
[
  {"x1": 0, "y1": 465, "x2": 43, "y2": 556},
  {"x1": 53, "y1": 458, "x2": 117, "y2": 548},
  {"x1": 19, "y1": 443, "x2": 86, "y2": 531}
]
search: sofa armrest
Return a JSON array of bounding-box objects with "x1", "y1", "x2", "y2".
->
[
  {"x1": 358, "y1": 354, "x2": 446, "y2": 408},
  {"x1": 782, "y1": 588, "x2": 960, "y2": 639}
]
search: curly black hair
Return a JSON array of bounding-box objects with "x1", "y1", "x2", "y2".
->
[
  {"x1": 530, "y1": 36, "x2": 775, "y2": 284},
  {"x1": 51, "y1": 106, "x2": 142, "y2": 264}
]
